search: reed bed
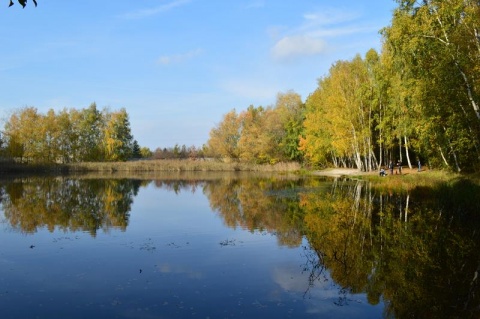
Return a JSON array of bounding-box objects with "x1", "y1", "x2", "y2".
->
[{"x1": 65, "y1": 159, "x2": 302, "y2": 173}]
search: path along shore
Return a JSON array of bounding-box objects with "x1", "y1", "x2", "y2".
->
[{"x1": 313, "y1": 167, "x2": 423, "y2": 177}]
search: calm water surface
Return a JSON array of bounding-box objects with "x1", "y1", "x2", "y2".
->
[{"x1": 0, "y1": 173, "x2": 479, "y2": 319}]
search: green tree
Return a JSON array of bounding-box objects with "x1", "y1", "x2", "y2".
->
[
  {"x1": 274, "y1": 91, "x2": 305, "y2": 161},
  {"x1": 77, "y1": 103, "x2": 105, "y2": 161},
  {"x1": 131, "y1": 140, "x2": 141, "y2": 159},
  {"x1": 55, "y1": 109, "x2": 77, "y2": 163}
]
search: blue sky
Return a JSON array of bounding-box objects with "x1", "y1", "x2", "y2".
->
[{"x1": 0, "y1": 0, "x2": 396, "y2": 150}]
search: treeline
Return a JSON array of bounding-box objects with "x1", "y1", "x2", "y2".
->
[
  {"x1": 207, "y1": 0, "x2": 480, "y2": 172},
  {"x1": 0, "y1": 103, "x2": 150, "y2": 163},
  {"x1": 152, "y1": 144, "x2": 206, "y2": 160},
  {"x1": 207, "y1": 91, "x2": 304, "y2": 164}
]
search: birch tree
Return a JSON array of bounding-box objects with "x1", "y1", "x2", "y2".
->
[
  {"x1": 301, "y1": 54, "x2": 381, "y2": 171},
  {"x1": 103, "y1": 108, "x2": 133, "y2": 162},
  {"x1": 383, "y1": 0, "x2": 480, "y2": 171}
]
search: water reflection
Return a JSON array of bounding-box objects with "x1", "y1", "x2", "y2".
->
[
  {"x1": 0, "y1": 175, "x2": 479, "y2": 318},
  {"x1": 204, "y1": 176, "x2": 311, "y2": 247},
  {"x1": 1, "y1": 177, "x2": 145, "y2": 236},
  {"x1": 300, "y1": 178, "x2": 480, "y2": 319}
]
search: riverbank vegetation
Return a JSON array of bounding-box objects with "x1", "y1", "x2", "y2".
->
[
  {"x1": 0, "y1": 159, "x2": 302, "y2": 176},
  {"x1": 344, "y1": 168, "x2": 480, "y2": 199},
  {"x1": 354, "y1": 169, "x2": 463, "y2": 192},
  {"x1": 65, "y1": 159, "x2": 301, "y2": 173},
  {"x1": 206, "y1": 1, "x2": 480, "y2": 173}
]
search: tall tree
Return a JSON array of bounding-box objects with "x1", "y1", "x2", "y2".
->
[
  {"x1": 299, "y1": 85, "x2": 334, "y2": 168},
  {"x1": 77, "y1": 103, "x2": 104, "y2": 161},
  {"x1": 383, "y1": 0, "x2": 480, "y2": 171},
  {"x1": 4, "y1": 107, "x2": 42, "y2": 162},
  {"x1": 301, "y1": 53, "x2": 381, "y2": 171},
  {"x1": 274, "y1": 91, "x2": 305, "y2": 161},
  {"x1": 103, "y1": 108, "x2": 133, "y2": 161},
  {"x1": 207, "y1": 109, "x2": 241, "y2": 160},
  {"x1": 131, "y1": 140, "x2": 141, "y2": 159},
  {"x1": 237, "y1": 105, "x2": 272, "y2": 163}
]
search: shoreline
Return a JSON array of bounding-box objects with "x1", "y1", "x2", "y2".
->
[{"x1": 312, "y1": 168, "x2": 366, "y2": 177}]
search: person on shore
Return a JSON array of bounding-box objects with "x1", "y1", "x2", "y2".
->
[
  {"x1": 388, "y1": 161, "x2": 394, "y2": 175},
  {"x1": 379, "y1": 168, "x2": 387, "y2": 176},
  {"x1": 397, "y1": 160, "x2": 402, "y2": 174},
  {"x1": 418, "y1": 159, "x2": 421, "y2": 172}
]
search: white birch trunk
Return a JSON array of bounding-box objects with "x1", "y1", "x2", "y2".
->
[
  {"x1": 351, "y1": 125, "x2": 363, "y2": 171},
  {"x1": 439, "y1": 147, "x2": 450, "y2": 167},
  {"x1": 404, "y1": 136, "x2": 412, "y2": 169}
]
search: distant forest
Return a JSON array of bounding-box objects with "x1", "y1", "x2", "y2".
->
[{"x1": 1, "y1": 1, "x2": 479, "y2": 172}]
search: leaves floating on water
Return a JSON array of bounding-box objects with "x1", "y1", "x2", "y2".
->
[{"x1": 219, "y1": 239, "x2": 236, "y2": 246}]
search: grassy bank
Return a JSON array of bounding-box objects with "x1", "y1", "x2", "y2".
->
[{"x1": 351, "y1": 167, "x2": 479, "y2": 192}]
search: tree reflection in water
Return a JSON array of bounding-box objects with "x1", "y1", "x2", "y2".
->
[
  {"x1": 0, "y1": 175, "x2": 479, "y2": 318},
  {"x1": 204, "y1": 175, "x2": 309, "y2": 247},
  {"x1": 204, "y1": 176, "x2": 480, "y2": 318},
  {"x1": 300, "y1": 178, "x2": 480, "y2": 319},
  {"x1": 1, "y1": 177, "x2": 146, "y2": 236}
]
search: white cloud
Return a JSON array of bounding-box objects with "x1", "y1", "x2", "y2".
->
[
  {"x1": 120, "y1": 0, "x2": 191, "y2": 19},
  {"x1": 300, "y1": 9, "x2": 360, "y2": 29},
  {"x1": 308, "y1": 25, "x2": 379, "y2": 38},
  {"x1": 272, "y1": 35, "x2": 327, "y2": 61},
  {"x1": 157, "y1": 48, "x2": 203, "y2": 65},
  {"x1": 270, "y1": 7, "x2": 377, "y2": 62}
]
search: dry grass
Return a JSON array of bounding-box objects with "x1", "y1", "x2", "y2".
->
[
  {"x1": 65, "y1": 159, "x2": 302, "y2": 173},
  {"x1": 352, "y1": 167, "x2": 463, "y2": 192}
]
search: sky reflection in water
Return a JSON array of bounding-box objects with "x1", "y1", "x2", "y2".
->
[{"x1": 0, "y1": 176, "x2": 383, "y2": 319}]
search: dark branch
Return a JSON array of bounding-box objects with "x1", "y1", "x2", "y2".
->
[{"x1": 8, "y1": 0, "x2": 37, "y2": 8}]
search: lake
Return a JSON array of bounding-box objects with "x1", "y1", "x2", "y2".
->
[{"x1": 0, "y1": 173, "x2": 479, "y2": 319}]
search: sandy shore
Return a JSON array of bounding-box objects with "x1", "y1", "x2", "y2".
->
[
  {"x1": 312, "y1": 168, "x2": 366, "y2": 177},
  {"x1": 313, "y1": 167, "x2": 422, "y2": 177}
]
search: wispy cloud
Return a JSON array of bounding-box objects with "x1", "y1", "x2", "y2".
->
[
  {"x1": 272, "y1": 35, "x2": 326, "y2": 61},
  {"x1": 157, "y1": 48, "x2": 203, "y2": 66},
  {"x1": 244, "y1": 1, "x2": 265, "y2": 9},
  {"x1": 271, "y1": 7, "x2": 374, "y2": 62},
  {"x1": 120, "y1": 0, "x2": 191, "y2": 19},
  {"x1": 300, "y1": 9, "x2": 360, "y2": 30}
]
